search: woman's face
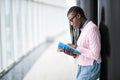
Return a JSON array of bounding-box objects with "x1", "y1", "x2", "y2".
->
[{"x1": 67, "y1": 13, "x2": 81, "y2": 29}]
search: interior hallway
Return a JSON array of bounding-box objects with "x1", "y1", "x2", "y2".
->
[{"x1": 23, "y1": 30, "x2": 78, "y2": 80}]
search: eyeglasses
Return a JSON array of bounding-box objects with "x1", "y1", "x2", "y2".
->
[{"x1": 69, "y1": 14, "x2": 78, "y2": 25}]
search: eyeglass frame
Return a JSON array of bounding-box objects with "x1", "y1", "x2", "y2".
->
[{"x1": 69, "y1": 14, "x2": 78, "y2": 25}]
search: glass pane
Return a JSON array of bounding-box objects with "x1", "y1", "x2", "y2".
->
[
  {"x1": 15, "y1": 0, "x2": 22, "y2": 58},
  {"x1": 5, "y1": 0, "x2": 14, "y2": 66},
  {"x1": 20, "y1": 0, "x2": 27, "y2": 55},
  {"x1": 0, "y1": 35, "x2": 2, "y2": 72},
  {"x1": 0, "y1": 1, "x2": 2, "y2": 71}
]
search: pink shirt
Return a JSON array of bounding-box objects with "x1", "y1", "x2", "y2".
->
[{"x1": 76, "y1": 21, "x2": 101, "y2": 66}]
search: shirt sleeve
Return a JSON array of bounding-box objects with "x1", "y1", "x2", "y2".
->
[{"x1": 76, "y1": 27, "x2": 101, "y2": 60}]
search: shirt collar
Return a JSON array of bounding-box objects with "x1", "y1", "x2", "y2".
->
[{"x1": 80, "y1": 19, "x2": 89, "y2": 30}]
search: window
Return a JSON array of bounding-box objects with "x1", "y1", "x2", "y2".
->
[
  {"x1": 5, "y1": 0, "x2": 14, "y2": 66},
  {"x1": 0, "y1": 0, "x2": 40, "y2": 74},
  {"x1": 0, "y1": 37, "x2": 1, "y2": 72},
  {"x1": 20, "y1": 0, "x2": 27, "y2": 55},
  {"x1": 0, "y1": 0, "x2": 2, "y2": 72},
  {"x1": 26, "y1": 1, "x2": 33, "y2": 51},
  {"x1": 13, "y1": 0, "x2": 23, "y2": 59},
  {"x1": 16, "y1": 0, "x2": 23, "y2": 58}
]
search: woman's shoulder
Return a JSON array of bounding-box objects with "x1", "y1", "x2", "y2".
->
[{"x1": 88, "y1": 21, "x2": 97, "y2": 27}]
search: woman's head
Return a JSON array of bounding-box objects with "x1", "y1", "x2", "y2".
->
[{"x1": 67, "y1": 6, "x2": 86, "y2": 29}]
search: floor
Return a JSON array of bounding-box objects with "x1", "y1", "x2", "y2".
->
[{"x1": 23, "y1": 30, "x2": 78, "y2": 80}]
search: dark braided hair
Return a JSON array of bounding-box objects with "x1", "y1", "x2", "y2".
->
[{"x1": 67, "y1": 6, "x2": 86, "y2": 18}]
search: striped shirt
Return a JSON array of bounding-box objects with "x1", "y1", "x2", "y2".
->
[{"x1": 76, "y1": 21, "x2": 101, "y2": 66}]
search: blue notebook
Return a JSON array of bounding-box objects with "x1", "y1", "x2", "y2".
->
[{"x1": 58, "y1": 42, "x2": 81, "y2": 54}]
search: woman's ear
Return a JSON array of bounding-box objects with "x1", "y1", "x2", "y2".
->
[{"x1": 77, "y1": 14, "x2": 81, "y2": 19}]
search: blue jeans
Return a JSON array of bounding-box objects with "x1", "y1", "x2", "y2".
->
[{"x1": 76, "y1": 61, "x2": 101, "y2": 80}]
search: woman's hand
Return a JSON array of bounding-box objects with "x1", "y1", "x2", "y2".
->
[
  {"x1": 64, "y1": 49, "x2": 78, "y2": 58},
  {"x1": 57, "y1": 48, "x2": 77, "y2": 58},
  {"x1": 67, "y1": 43, "x2": 78, "y2": 48},
  {"x1": 57, "y1": 43, "x2": 78, "y2": 58}
]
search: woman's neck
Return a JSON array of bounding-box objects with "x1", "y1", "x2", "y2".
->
[
  {"x1": 82, "y1": 18, "x2": 87, "y2": 25},
  {"x1": 80, "y1": 18, "x2": 87, "y2": 28}
]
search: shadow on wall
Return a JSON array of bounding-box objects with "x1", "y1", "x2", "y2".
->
[{"x1": 99, "y1": 7, "x2": 111, "y2": 80}]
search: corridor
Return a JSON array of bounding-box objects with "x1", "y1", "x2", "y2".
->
[{"x1": 1, "y1": 0, "x2": 120, "y2": 80}]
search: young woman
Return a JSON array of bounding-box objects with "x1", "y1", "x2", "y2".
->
[{"x1": 64, "y1": 6, "x2": 101, "y2": 80}]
